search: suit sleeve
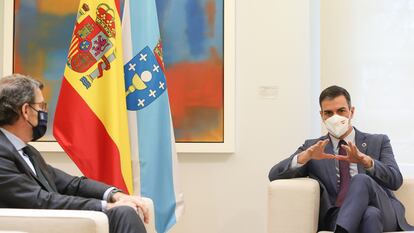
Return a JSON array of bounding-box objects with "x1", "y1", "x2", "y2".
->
[
  {"x1": 31, "y1": 146, "x2": 113, "y2": 200},
  {"x1": 49, "y1": 166, "x2": 112, "y2": 200},
  {"x1": 0, "y1": 152, "x2": 104, "y2": 211},
  {"x1": 367, "y1": 135, "x2": 403, "y2": 191},
  {"x1": 268, "y1": 141, "x2": 310, "y2": 181}
]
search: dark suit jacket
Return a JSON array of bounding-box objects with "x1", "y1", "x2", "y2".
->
[
  {"x1": 0, "y1": 130, "x2": 111, "y2": 211},
  {"x1": 268, "y1": 128, "x2": 413, "y2": 231}
]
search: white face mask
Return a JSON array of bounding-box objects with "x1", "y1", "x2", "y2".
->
[{"x1": 324, "y1": 114, "x2": 350, "y2": 138}]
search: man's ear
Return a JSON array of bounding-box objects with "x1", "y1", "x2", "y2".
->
[
  {"x1": 319, "y1": 110, "x2": 324, "y2": 120},
  {"x1": 21, "y1": 103, "x2": 30, "y2": 120}
]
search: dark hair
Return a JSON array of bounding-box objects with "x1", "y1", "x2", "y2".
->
[
  {"x1": 319, "y1": 85, "x2": 351, "y2": 108},
  {"x1": 0, "y1": 74, "x2": 43, "y2": 126}
]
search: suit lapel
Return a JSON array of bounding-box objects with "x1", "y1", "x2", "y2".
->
[
  {"x1": 355, "y1": 128, "x2": 368, "y2": 174},
  {"x1": 0, "y1": 131, "x2": 55, "y2": 191},
  {"x1": 24, "y1": 146, "x2": 57, "y2": 192},
  {"x1": 0, "y1": 131, "x2": 37, "y2": 178}
]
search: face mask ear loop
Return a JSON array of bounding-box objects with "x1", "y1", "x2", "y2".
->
[{"x1": 25, "y1": 105, "x2": 37, "y2": 128}]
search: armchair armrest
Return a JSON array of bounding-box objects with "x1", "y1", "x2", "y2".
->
[
  {"x1": 268, "y1": 178, "x2": 320, "y2": 233},
  {"x1": 0, "y1": 197, "x2": 156, "y2": 233},
  {"x1": 0, "y1": 209, "x2": 109, "y2": 233},
  {"x1": 394, "y1": 178, "x2": 414, "y2": 225}
]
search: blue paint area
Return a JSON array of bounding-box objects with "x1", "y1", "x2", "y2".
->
[
  {"x1": 156, "y1": 0, "x2": 189, "y2": 65},
  {"x1": 15, "y1": 0, "x2": 38, "y2": 56},
  {"x1": 185, "y1": 0, "x2": 206, "y2": 59},
  {"x1": 43, "y1": 51, "x2": 64, "y2": 137},
  {"x1": 155, "y1": 0, "x2": 224, "y2": 65},
  {"x1": 214, "y1": 0, "x2": 224, "y2": 58}
]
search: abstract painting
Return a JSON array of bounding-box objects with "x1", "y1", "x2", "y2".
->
[{"x1": 13, "y1": 0, "x2": 224, "y2": 144}]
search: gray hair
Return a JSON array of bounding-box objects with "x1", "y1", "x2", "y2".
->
[{"x1": 0, "y1": 74, "x2": 43, "y2": 126}]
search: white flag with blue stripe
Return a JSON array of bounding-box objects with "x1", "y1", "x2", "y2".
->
[{"x1": 122, "y1": 0, "x2": 184, "y2": 232}]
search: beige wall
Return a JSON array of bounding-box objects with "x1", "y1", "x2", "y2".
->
[
  {"x1": 320, "y1": 0, "x2": 414, "y2": 176},
  {"x1": 0, "y1": 1, "x2": 4, "y2": 76},
  {"x1": 43, "y1": 1, "x2": 318, "y2": 232}
]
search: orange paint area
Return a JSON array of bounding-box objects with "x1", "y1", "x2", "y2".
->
[
  {"x1": 166, "y1": 51, "x2": 224, "y2": 142},
  {"x1": 37, "y1": 0, "x2": 79, "y2": 16}
]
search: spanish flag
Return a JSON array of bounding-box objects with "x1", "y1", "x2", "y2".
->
[{"x1": 53, "y1": 0, "x2": 133, "y2": 193}]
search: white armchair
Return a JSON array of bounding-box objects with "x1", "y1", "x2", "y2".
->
[
  {"x1": 268, "y1": 178, "x2": 414, "y2": 233},
  {"x1": 0, "y1": 197, "x2": 156, "y2": 233}
]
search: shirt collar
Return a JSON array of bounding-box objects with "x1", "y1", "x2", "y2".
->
[
  {"x1": 329, "y1": 127, "x2": 356, "y2": 152},
  {"x1": 0, "y1": 128, "x2": 27, "y2": 152}
]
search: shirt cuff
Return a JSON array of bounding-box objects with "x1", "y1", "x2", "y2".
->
[
  {"x1": 290, "y1": 154, "x2": 304, "y2": 169},
  {"x1": 103, "y1": 187, "x2": 116, "y2": 202},
  {"x1": 365, "y1": 159, "x2": 375, "y2": 174},
  {"x1": 101, "y1": 200, "x2": 108, "y2": 212}
]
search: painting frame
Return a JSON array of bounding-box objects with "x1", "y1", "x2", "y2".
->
[{"x1": 1, "y1": 0, "x2": 235, "y2": 153}]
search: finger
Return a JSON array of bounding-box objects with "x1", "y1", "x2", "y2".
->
[
  {"x1": 350, "y1": 142, "x2": 359, "y2": 157},
  {"x1": 143, "y1": 210, "x2": 150, "y2": 224},
  {"x1": 347, "y1": 141, "x2": 355, "y2": 156},
  {"x1": 138, "y1": 203, "x2": 149, "y2": 215},
  {"x1": 131, "y1": 199, "x2": 144, "y2": 209},
  {"x1": 341, "y1": 144, "x2": 352, "y2": 155},
  {"x1": 321, "y1": 153, "x2": 335, "y2": 159},
  {"x1": 321, "y1": 139, "x2": 330, "y2": 149},
  {"x1": 314, "y1": 140, "x2": 323, "y2": 148},
  {"x1": 335, "y1": 155, "x2": 349, "y2": 161},
  {"x1": 352, "y1": 145, "x2": 360, "y2": 159},
  {"x1": 353, "y1": 144, "x2": 361, "y2": 157},
  {"x1": 130, "y1": 197, "x2": 149, "y2": 215},
  {"x1": 356, "y1": 150, "x2": 365, "y2": 160},
  {"x1": 136, "y1": 202, "x2": 149, "y2": 224},
  {"x1": 349, "y1": 143, "x2": 364, "y2": 160},
  {"x1": 349, "y1": 141, "x2": 357, "y2": 151}
]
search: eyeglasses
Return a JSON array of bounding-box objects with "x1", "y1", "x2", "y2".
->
[{"x1": 29, "y1": 102, "x2": 48, "y2": 111}]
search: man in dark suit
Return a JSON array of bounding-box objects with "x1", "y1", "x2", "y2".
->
[
  {"x1": 269, "y1": 85, "x2": 414, "y2": 233},
  {"x1": 0, "y1": 74, "x2": 148, "y2": 233}
]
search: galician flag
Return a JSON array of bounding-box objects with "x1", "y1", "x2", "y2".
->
[
  {"x1": 122, "y1": 0, "x2": 184, "y2": 232},
  {"x1": 54, "y1": 0, "x2": 133, "y2": 193}
]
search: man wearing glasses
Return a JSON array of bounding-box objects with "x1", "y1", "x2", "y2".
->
[{"x1": 0, "y1": 74, "x2": 148, "y2": 233}]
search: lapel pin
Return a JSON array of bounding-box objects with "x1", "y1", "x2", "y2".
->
[{"x1": 362, "y1": 142, "x2": 367, "y2": 147}]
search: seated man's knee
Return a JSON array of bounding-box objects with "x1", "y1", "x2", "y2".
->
[
  {"x1": 362, "y1": 206, "x2": 382, "y2": 222},
  {"x1": 350, "y1": 174, "x2": 372, "y2": 185},
  {"x1": 108, "y1": 206, "x2": 138, "y2": 218},
  {"x1": 107, "y1": 206, "x2": 146, "y2": 233}
]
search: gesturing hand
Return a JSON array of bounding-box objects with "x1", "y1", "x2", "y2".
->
[
  {"x1": 298, "y1": 139, "x2": 335, "y2": 164},
  {"x1": 336, "y1": 141, "x2": 373, "y2": 168}
]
